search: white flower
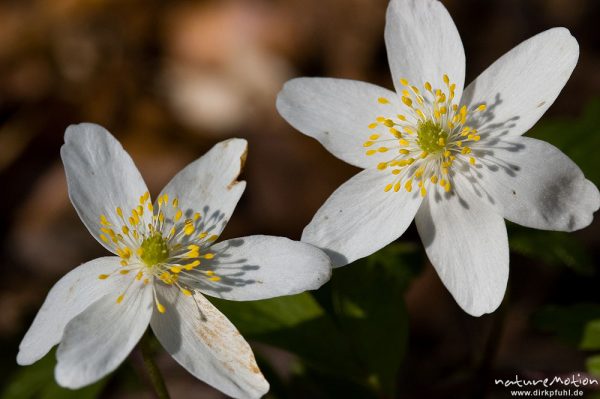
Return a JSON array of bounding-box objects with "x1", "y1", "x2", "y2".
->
[
  {"x1": 17, "y1": 123, "x2": 331, "y2": 398},
  {"x1": 276, "y1": 0, "x2": 600, "y2": 316}
]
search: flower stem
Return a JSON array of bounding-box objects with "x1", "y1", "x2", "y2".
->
[{"x1": 140, "y1": 332, "x2": 170, "y2": 399}]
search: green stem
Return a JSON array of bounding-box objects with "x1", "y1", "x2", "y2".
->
[{"x1": 140, "y1": 332, "x2": 170, "y2": 399}]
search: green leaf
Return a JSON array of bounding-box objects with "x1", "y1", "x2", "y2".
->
[
  {"x1": 331, "y1": 242, "x2": 423, "y2": 396},
  {"x1": 587, "y1": 354, "x2": 600, "y2": 376},
  {"x1": 508, "y1": 226, "x2": 594, "y2": 275},
  {"x1": 210, "y1": 293, "x2": 362, "y2": 378},
  {"x1": 533, "y1": 304, "x2": 600, "y2": 346},
  {"x1": 529, "y1": 98, "x2": 600, "y2": 186},
  {"x1": 0, "y1": 350, "x2": 106, "y2": 399},
  {"x1": 581, "y1": 320, "x2": 600, "y2": 350}
]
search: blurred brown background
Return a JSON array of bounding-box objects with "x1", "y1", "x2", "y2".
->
[{"x1": 1, "y1": 0, "x2": 599, "y2": 397}]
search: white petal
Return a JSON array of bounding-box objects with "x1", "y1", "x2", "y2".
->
[
  {"x1": 460, "y1": 28, "x2": 578, "y2": 137},
  {"x1": 277, "y1": 78, "x2": 402, "y2": 169},
  {"x1": 467, "y1": 136, "x2": 600, "y2": 231},
  {"x1": 415, "y1": 176, "x2": 509, "y2": 317},
  {"x1": 301, "y1": 169, "x2": 423, "y2": 267},
  {"x1": 150, "y1": 286, "x2": 269, "y2": 399},
  {"x1": 385, "y1": 0, "x2": 465, "y2": 99},
  {"x1": 17, "y1": 257, "x2": 124, "y2": 365},
  {"x1": 157, "y1": 138, "x2": 247, "y2": 242},
  {"x1": 186, "y1": 236, "x2": 331, "y2": 301},
  {"x1": 61, "y1": 123, "x2": 150, "y2": 253},
  {"x1": 55, "y1": 278, "x2": 153, "y2": 388}
]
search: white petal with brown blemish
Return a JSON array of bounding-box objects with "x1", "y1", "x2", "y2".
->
[
  {"x1": 151, "y1": 286, "x2": 269, "y2": 399},
  {"x1": 156, "y1": 138, "x2": 247, "y2": 242}
]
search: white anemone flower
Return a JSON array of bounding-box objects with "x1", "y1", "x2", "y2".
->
[
  {"x1": 17, "y1": 123, "x2": 331, "y2": 398},
  {"x1": 276, "y1": 0, "x2": 600, "y2": 316}
]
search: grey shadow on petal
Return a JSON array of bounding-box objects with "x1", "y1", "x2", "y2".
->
[
  {"x1": 180, "y1": 238, "x2": 267, "y2": 296},
  {"x1": 456, "y1": 92, "x2": 528, "y2": 210}
]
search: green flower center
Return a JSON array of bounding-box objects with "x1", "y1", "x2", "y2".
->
[
  {"x1": 140, "y1": 233, "x2": 170, "y2": 267},
  {"x1": 416, "y1": 120, "x2": 448, "y2": 154}
]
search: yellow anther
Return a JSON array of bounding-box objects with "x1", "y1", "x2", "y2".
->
[
  {"x1": 392, "y1": 169, "x2": 401, "y2": 175},
  {"x1": 376, "y1": 116, "x2": 386, "y2": 122},
  {"x1": 416, "y1": 109, "x2": 426, "y2": 120},
  {"x1": 159, "y1": 212, "x2": 165, "y2": 223},
  {"x1": 194, "y1": 213, "x2": 201, "y2": 221},
  {"x1": 443, "y1": 150, "x2": 451, "y2": 157},
  {"x1": 363, "y1": 141, "x2": 374, "y2": 147},
  {"x1": 402, "y1": 97, "x2": 413, "y2": 108},
  {"x1": 444, "y1": 182, "x2": 452, "y2": 192},
  {"x1": 185, "y1": 260, "x2": 201, "y2": 270},
  {"x1": 98, "y1": 274, "x2": 109, "y2": 280},
  {"x1": 392, "y1": 182, "x2": 400, "y2": 192},
  {"x1": 116, "y1": 207, "x2": 123, "y2": 218},
  {"x1": 136, "y1": 271, "x2": 143, "y2": 280},
  {"x1": 415, "y1": 167, "x2": 424, "y2": 178},
  {"x1": 442, "y1": 167, "x2": 449, "y2": 175},
  {"x1": 399, "y1": 149, "x2": 410, "y2": 155},
  {"x1": 438, "y1": 137, "x2": 445, "y2": 146},
  {"x1": 443, "y1": 74, "x2": 450, "y2": 85},
  {"x1": 439, "y1": 106, "x2": 447, "y2": 114},
  {"x1": 476, "y1": 104, "x2": 487, "y2": 112},
  {"x1": 366, "y1": 150, "x2": 377, "y2": 156},
  {"x1": 100, "y1": 234, "x2": 109, "y2": 243},
  {"x1": 405, "y1": 179, "x2": 413, "y2": 192},
  {"x1": 203, "y1": 253, "x2": 215, "y2": 259},
  {"x1": 399, "y1": 139, "x2": 409, "y2": 146},
  {"x1": 378, "y1": 147, "x2": 389, "y2": 153},
  {"x1": 174, "y1": 209, "x2": 183, "y2": 222},
  {"x1": 369, "y1": 134, "x2": 380, "y2": 140},
  {"x1": 181, "y1": 289, "x2": 192, "y2": 297},
  {"x1": 120, "y1": 260, "x2": 127, "y2": 266},
  {"x1": 461, "y1": 147, "x2": 472, "y2": 155},
  {"x1": 156, "y1": 302, "x2": 166, "y2": 313},
  {"x1": 377, "y1": 162, "x2": 388, "y2": 170},
  {"x1": 384, "y1": 183, "x2": 393, "y2": 192},
  {"x1": 378, "y1": 97, "x2": 390, "y2": 104},
  {"x1": 170, "y1": 266, "x2": 182, "y2": 273},
  {"x1": 397, "y1": 114, "x2": 406, "y2": 121},
  {"x1": 147, "y1": 202, "x2": 154, "y2": 212},
  {"x1": 384, "y1": 119, "x2": 395, "y2": 127},
  {"x1": 407, "y1": 158, "x2": 415, "y2": 165},
  {"x1": 122, "y1": 226, "x2": 129, "y2": 235},
  {"x1": 100, "y1": 215, "x2": 110, "y2": 226},
  {"x1": 420, "y1": 151, "x2": 428, "y2": 159},
  {"x1": 184, "y1": 221, "x2": 195, "y2": 236},
  {"x1": 424, "y1": 82, "x2": 432, "y2": 92},
  {"x1": 368, "y1": 123, "x2": 378, "y2": 129},
  {"x1": 116, "y1": 294, "x2": 124, "y2": 304},
  {"x1": 389, "y1": 128, "x2": 401, "y2": 138},
  {"x1": 420, "y1": 187, "x2": 427, "y2": 197},
  {"x1": 209, "y1": 276, "x2": 221, "y2": 282},
  {"x1": 119, "y1": 270, "x2": 130, "y2": 275},
  {"x1": 469, "y1": 157, "x2": 476, "y2": 165},
  {"x1": 430, "y1": 175, "x2": 438, "y2": 184},
  {"x1": 402, "y1": 89, "x2": 410, "y2": 97},
  {"x1": 440, "y1": 179, "x2": 447, "y2": 187},
  {"x1": 400, "y1": 78, "x2": 409, "y2": 86}
]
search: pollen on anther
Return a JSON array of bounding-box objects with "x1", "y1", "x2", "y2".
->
[{"x1": 378, "y1": 97, "x2": 390, "y2": 104}]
